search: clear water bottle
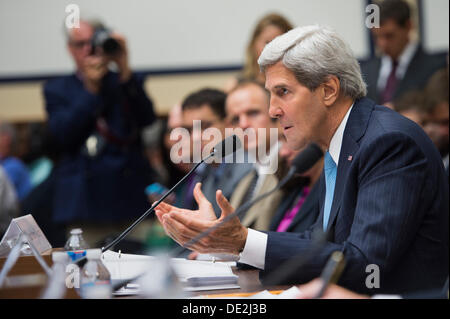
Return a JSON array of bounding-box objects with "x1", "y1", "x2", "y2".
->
[
  {"x1": 80, "y1": 249, "x2": 112, "y2": 299},
  {"x1": 64, "y1": 228, "x2": 89, "y2": 261},
  {"x1": 41, "y1": 251, "x2": 70, "y2": 299}
]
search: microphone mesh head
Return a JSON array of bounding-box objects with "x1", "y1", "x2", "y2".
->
[
  {"x1": 291, "y1": 143, "x2": 324, "y2": 174},
  {"x1": 213, "y1": 134, "x2": 241, "y2": 159}
]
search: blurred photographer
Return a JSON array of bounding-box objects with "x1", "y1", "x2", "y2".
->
[
  {"x1": 42, "y1": 19, "x2": 156, "y2": 248},
  {"x1": 68, "y1": 20, "x2": 132, "y2": 93}
]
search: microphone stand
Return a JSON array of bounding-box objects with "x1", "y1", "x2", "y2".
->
[
  {"x1": 102, "y1": 152, "x2": 215, "y2": 253},
  {"x1": 112, "y1": 165, "x2": 297, "y2": 292},
  {"x1": 111, "y1": 143, "x2": 324, "y2": 291},
  {"x1": 74, "y1": 151, "x2": 217, "y2": 267}
]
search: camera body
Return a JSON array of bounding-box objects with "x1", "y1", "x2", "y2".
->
[{"x1": 91, "y1": 26, "x2": 120, "y2": 55}]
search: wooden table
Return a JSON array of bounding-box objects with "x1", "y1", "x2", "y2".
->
[
  {"x1": 0, "y1": 249, "x2": 79, "y2": 299},
  {"x1": 0, "y1": 251, "x2": 289, "y2": 299}
]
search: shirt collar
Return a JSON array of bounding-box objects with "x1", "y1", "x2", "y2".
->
[
  {"x1": 328, "y1": 104, "x2": 354, "y2": 166},
  {"x1": 396, "y1": 40, "x2": 418, "y2": 78}
]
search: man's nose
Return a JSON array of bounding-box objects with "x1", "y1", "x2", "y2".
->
[
  {"x1": 239, "y1": 116, "x2": 250, "y2": 130},
  {"x1": 269, "y1": 100, "x2": 283, "y2": 119}
]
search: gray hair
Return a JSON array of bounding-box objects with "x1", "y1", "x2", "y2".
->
[
  {"x1": 63, "y1": 15, "x2": 105, "y2": 42},
  {"x1": 258, "y1": 25, "x2": 367, "y2": 100}
]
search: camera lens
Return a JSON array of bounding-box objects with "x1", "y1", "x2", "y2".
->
[
  {"x1": 102, "y1": 38, "x2": 120, "y2": 55},
  {"x1": 91, "y1": 28, "x2": 120, "y2": 55}
]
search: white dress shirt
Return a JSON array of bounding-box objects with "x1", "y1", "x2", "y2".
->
[{"x1": 239, "y1": 104, "x2": 354, "y2": 269}]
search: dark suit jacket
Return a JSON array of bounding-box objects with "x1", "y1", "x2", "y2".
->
[
  {"x1": 260, "y1": 97, "x2": 449, "y2": 295},
  {"x1": 268, "y1": 182, "x2": 320, "y2": 233},
  {"x1": 360, "y1": 46, "x2": 447, "y2": 104},
  {"x1": 44, "y1": 72, "x2": 156, "y2": 224}
]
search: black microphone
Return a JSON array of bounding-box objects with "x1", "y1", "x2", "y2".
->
[
  {"x1": 75, "y1": 134, "x2": 241, "y2": 266},
  {"x1": 288, "y1": 143, "x2": 323, "y2": 177},
  {"x1": 210, "y1": 134, "x2": 242, "y2": 162},
  {"x1": 111, "y1": 142, "x2": 324, "y2": 291}
]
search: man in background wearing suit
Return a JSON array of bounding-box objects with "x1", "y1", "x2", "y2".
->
[
  {"x1": 361, "y1": 0, "x2": 446, "y2": 106},
  {"x1": 225, "y1": 81, "x2": 283, "y2": 231},
  {"x1": 44, "y1": 19, "x2": 156, "y2": 247},
  {"x1": 155, "y1": 25, "x2": 448, "y2": 295},
  {"x1": 178, "y1": 88, "x2": 252, "y2": 214}
]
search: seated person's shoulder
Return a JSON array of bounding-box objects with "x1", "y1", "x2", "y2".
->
[{"x1": 359, "y1": 56, "x2": 380, "y2": 71}]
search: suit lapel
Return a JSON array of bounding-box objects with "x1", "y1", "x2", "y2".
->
[
  {"x1": 241, "y1": 174, "x2": 275, "y2": 227},
  {"x1": 368, "y1": 58, "x2": 381, "y2": 103},
  {"x1": 316, "y1": 172, "x2": 326, "y2": 226},
  {"x1": 325, "y1": 136, "x2": 358, "y2": 232},
  {"x1": 325, "y1": 98, "x2": 375, "y2": 233},
  {"x1": 230, "y1": 170, "x2": 255, "y2": 209},
  {"x1": 394, "y1": 46, "x2": 422, "y2": 99},
  {"x1": 221, "y1": 163, "x2": 252, "y2": 198}
]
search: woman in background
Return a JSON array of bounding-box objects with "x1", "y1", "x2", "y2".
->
[{"x1": 225, "y1": 13, "x2": 293, "y2": 91}]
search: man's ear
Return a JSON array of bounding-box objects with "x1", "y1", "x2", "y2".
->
[{"x1": 320, "y1": 75, "x2": 340, "y2": 107}]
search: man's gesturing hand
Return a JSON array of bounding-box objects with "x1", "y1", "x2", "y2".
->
[{"x1": 154, "y1": 183, "x2": 248, "y2": 255}]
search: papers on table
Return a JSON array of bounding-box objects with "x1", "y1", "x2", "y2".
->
[
  {"x1": 171, "y1": 258, "x2": 239, "y2": 291},
  {"x1": 101, "y1": 250, "x2": 239, "y2": 294},
  {"x1": 102, "y1": 250, "x2": 154, "y2": 281}
]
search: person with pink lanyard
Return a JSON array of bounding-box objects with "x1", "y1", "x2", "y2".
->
[{"x1": 269, "y1": 139, "x2": 324, "y2": 233}]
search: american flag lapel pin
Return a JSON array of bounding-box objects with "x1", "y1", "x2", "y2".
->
[{"x1": 348, "y1": 155, "x2": 353, "y2": 161}]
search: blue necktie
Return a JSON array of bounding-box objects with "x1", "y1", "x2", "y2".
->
[{"x1": 323, "y1": 151, "x2": 337, "y2": 231}]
